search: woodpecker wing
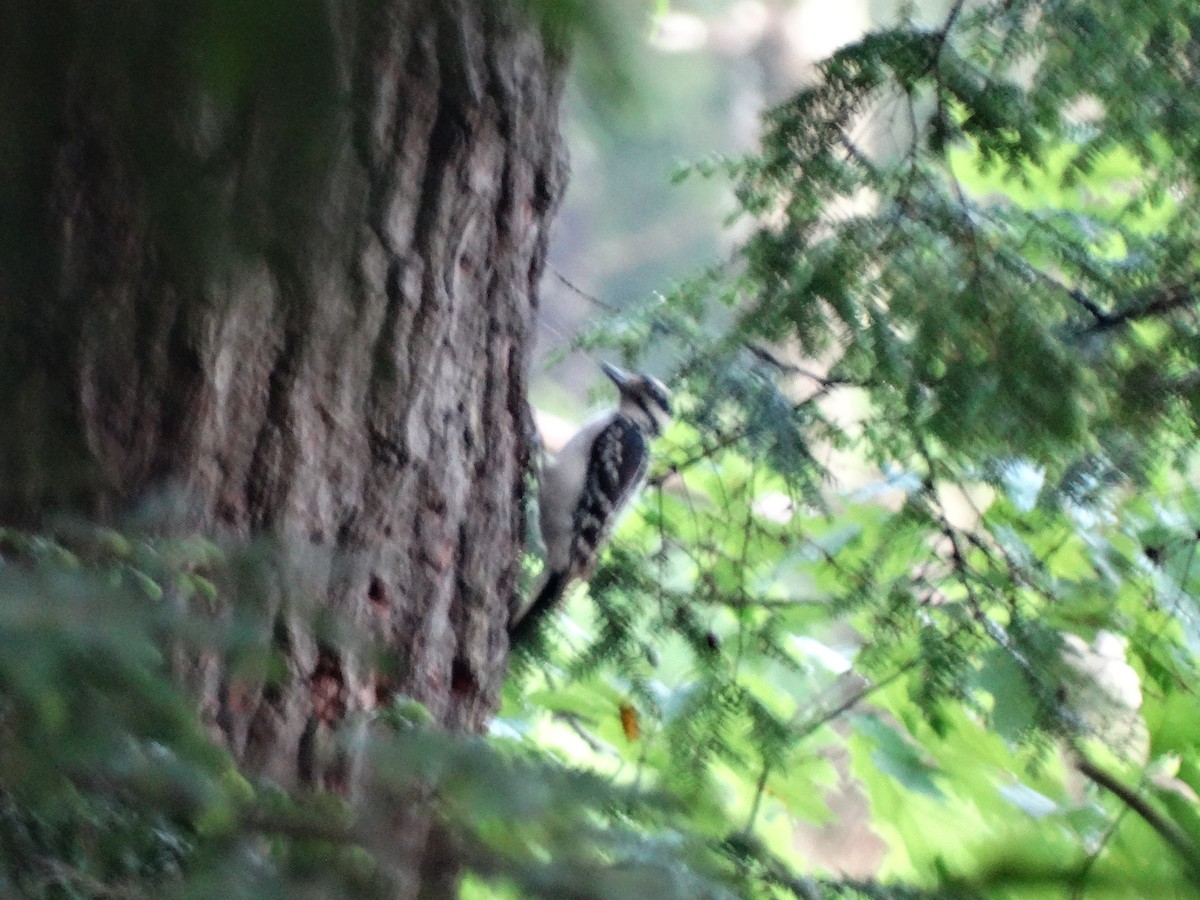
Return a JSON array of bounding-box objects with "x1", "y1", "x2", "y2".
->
[{"x1": 569, "y1": 412, "x2": 648, "y2": 577}]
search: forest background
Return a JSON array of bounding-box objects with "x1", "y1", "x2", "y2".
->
[{"x1": 3, "y1": 1, "x2": 1200, "y2": 898}]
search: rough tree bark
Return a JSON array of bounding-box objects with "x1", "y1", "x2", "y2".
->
[{"x1": 0, "y1": 0, "x2": 566, "y2": 879}]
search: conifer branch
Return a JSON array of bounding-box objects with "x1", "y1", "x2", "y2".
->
[
  {"x1": 1031, "y1": 266, "x2": 1200, "y2": 332},
  {"x1": 745, "y1": 342, "x2": 856, "y2": 390}
]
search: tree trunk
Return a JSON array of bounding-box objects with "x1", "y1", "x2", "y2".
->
[{"x1": 0, "y1": 0, "x2": 565, "y2": 847}]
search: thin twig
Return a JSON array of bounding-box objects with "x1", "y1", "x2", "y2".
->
[
  {"x1": 745, "y1": 342, "x2": 856, "y2": 389},
  {"x1": 1070, "y1": 794, "x2": 1132, "y2": 899},
  {"x1": 744, "y1": 758, "x2": 773, "y2": 835},
  {"x1": 548, "y1": 265, "x2": 619, "y2": 312},
  {"x1": 792, "y1": 663, "x2": 920, "y2": 743},
  {"x1": 932, "y1": 0, "x2": 966, "y2": 57},
  {"x1": 1074, "y1": 752, "x2": 1200, "y2": 875}
]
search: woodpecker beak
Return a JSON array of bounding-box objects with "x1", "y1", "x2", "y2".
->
[{"x1": 600, "y1": 361, "x2": 631, "y2": 390}]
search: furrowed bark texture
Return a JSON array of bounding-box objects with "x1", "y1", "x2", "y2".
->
[{"x1": 0, "y1": 0, "x2": 565, "y2": 796}]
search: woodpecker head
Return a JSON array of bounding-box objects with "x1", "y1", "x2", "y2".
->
[{"x1": 602, "y1": 361, "x2": 672, "y2": 436}]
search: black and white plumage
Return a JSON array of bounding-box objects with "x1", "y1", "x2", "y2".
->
[{"x1": 510, "y1": 362, "x2": 671, "y2": 645}]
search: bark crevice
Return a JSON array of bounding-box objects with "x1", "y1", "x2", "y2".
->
[{"x1": 0, "y1": 1, "x2": 568, "y2": 890}]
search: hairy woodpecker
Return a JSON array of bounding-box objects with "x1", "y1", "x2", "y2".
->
[{"x1": 511, "y1": 361, "x2": 671, "y2": 645}]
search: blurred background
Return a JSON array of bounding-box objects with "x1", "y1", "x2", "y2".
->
[
  {"x1": 534, "y1": 0, "x2": 931, "y2": 417},
  {"x1": 532, "y1": 3, "x2": 1028, "y2": 877},
  {"x1": 534, "y1": 2, "x2": 902, "y2": 871}
]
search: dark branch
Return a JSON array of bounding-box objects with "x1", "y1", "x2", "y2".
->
[
  {"x1": 932, "y1": 0, "x2": 966, "y2": 56},
  {"x1": 548, "y1": 264, "x2": 619, "y2": 312},
  {"x1": 745, "y1": 342, "x2": 855, "y2": 388},
  {"x1": 1074, "y1": 752, "x2": 1200, "y2": 876},
  {"x1": 1078, "y1": 281, "x2": 1200, "y2": 332}
]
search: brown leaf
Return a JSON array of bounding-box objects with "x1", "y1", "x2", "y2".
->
[{"x1": 619, "y1": 701, "x2": 640, "y2": 742}]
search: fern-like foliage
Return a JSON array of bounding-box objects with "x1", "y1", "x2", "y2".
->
[{"x1": 513, "y1": 1, "x2": 1200, "y2": 896}]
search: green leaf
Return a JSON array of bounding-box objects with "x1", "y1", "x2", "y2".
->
[
  {"x1": 851, "y1": 714, "x2": 944, "y2": 799},
  {"x1": 975, "y1": 648, "x2": 1040, "y2": 743}
]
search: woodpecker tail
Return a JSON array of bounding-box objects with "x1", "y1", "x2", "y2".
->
[{"x1": 509, "y1": 569, "x2": 566, "y2": 648}]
